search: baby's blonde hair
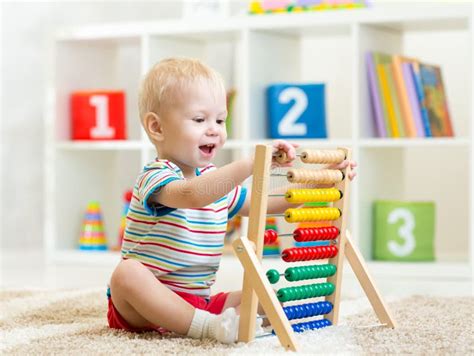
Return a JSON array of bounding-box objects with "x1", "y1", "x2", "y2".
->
[{"x1": 139, "y1": 57, "x2": 226, "y2": 121}]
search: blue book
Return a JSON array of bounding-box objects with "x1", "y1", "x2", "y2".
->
[{"x1": 410, "y1": 63, "x2": 432, "y2": 137}]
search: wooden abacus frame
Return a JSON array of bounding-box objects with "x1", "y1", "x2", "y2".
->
[{"x1": 232, "y1": 145, "x2": 396, "y2": 352}]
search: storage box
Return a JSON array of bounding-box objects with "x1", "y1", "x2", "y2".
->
[
  {"x1": 266, "y1": 83, "x2": 327, "y2": 139},
  {"x1": 373, "y1": 200, "x2": 435, "y2": 261},
  {"x1": 71, "y1": 90, "x2": 126, "y2": 140}
]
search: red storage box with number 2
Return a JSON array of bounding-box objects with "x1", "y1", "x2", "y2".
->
[{"x1": 71, "y1": 90, "x2": 126, "y2": 140}]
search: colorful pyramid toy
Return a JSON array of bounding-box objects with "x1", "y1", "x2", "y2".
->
[
  {"x1": 263, "y1": 217, "x2": 280, "y2": 257},
  {"x1": 79, "y1": 201, "x2": 108, "y2": 251}
]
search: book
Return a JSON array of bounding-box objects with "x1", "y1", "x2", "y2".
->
[
  {"x1": 401, "y1": 62, "x2": 425, "y2": 137},
  {"x1": 392, "y1": 56, "x2": 418, "y2": 137},
  {"x1": 411, "y1": 63, "x2": 433, "y2": 137},
  {"x1": 365, "y1": 52, "x2": 387, "y2": 137},
  {"x1": 384, "y1": 63, "x2": 405, "y2": 137},
  {"x1": 419, "y1": 64, "x2": 454, "y2": 137},
  {"x1": 373, "y1": 52, "x2": 400, "y2": 137}
]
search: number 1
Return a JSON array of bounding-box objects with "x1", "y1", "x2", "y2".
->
[{"x1": 90, "y1": 95, "x2": 115, "y2": 139}]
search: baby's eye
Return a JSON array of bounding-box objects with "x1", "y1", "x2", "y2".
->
[
  {"x1": 217, "y1": 119, "x2": 226, "y2": 125},
  {"x1": 193, "y1": 117, "x2": 205, "y2": 123}
]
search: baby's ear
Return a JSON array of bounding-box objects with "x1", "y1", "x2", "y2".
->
[{"x1": 144, "y1": 112, "x2": 164, "y2": 141}]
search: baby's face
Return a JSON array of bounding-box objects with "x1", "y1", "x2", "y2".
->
[{"x1": 160, "y1": 79, "x2": 228, "y2": 172}]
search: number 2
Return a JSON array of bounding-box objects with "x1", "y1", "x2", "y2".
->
[
  {"x1": 387, "y1": 208, "x2": 416, "y2": 257},
  {"x1": 90, "y1": 95, "x2": 115, "y2": 139},
  {"x1": 277, "y1": 87, "x2": 308, "y2": 136}
]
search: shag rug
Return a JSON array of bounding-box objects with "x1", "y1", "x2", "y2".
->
[{"x1": 1, "y1": 288, "x2": 473, "y2": 355}]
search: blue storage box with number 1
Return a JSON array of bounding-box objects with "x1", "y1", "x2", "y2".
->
[
  {"x1": 267, "y1": 83, "x2": 327, "y2": 139},
  {"x1": 373, "y1": 200, "x2": 435, "y2": 261}
]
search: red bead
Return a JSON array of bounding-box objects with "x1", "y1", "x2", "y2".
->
[{"x1": 264, "y1": 229, "x2": 278, "y2": 244}]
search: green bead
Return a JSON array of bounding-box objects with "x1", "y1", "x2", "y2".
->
[
  {"x1": 298, "y1": 267, "x2": 304, "y2": 280},
  {"x1": 285, "y1": 268, "x2": 296, "y2": 282},
  {"x1": 313, "y1": 284, "x2": 321, "y2": 297},
  {"x1": 266, "y1": 269, "x2": 280, "y2": 284},
  {"x1": 304, "y1": 285, "x2": 311, "y2": 298},
  {"x1": 328, "y1": 283, "x2": 335, "y2": 294},
  {"x1": 277, "y1": 288, "x2": 288, "y2": 302}
]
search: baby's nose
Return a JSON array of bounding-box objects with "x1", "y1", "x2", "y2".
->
[{"x1": 206, "y1": 124, "x2": 219, "y2": 136}]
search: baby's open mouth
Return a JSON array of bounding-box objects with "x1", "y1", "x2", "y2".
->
[{"x1": 199, "y1": 144, "x2": 215, "y2": 154}]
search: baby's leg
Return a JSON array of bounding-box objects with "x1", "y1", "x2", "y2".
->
[{"x1": 110, "y1": 259, "x2": 194, "y2": 334}]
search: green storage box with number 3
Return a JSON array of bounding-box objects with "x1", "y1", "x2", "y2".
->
[{"x1": 373, "y1": 201, "x2": 435, "y2": 261}]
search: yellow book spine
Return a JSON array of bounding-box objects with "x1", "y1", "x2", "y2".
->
[{"x1": 377, "y1": 64, "x2": 400, "y2": 138}]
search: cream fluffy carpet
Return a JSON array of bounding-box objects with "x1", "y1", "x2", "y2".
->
[{"x1": 1, "y1": 289, "x2": 473, "y2": 354}]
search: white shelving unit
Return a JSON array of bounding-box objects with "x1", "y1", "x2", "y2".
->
[{"x1": 44, "y1": 3, "x2": 473, "y2": 280}]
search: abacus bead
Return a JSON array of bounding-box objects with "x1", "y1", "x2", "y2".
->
[
  {"x1": 284, "y1": 306, "x2": 295, "y2": 319},
  {"x1": 295, "y1": 305, "x2": 304, "y2": 319},
  {"x1": 302, "y1": 266, "x2": 311, "y2": 279},
  {"x1": 266, "y1": 269, "x2": 280, "y2": 284},
  {"x1": 293, "y1": 229, "x2": 301, "y2": 241},
  {"x1": 277, "y1": 289, "x2": 289, "y2": 302},
  {"x1": 285, "y1": 267, "x2": 295, "y2": 281},
  {"x1": 328, "y1": 283, "x2": 335, "y2": 294},
  {"x1": 264, "y1": 229, "x2": 278, "y2": 244}
]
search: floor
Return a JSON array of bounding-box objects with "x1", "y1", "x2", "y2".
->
[{"x1": 1, "y1": 249, "x2": 472, "y2": 299}]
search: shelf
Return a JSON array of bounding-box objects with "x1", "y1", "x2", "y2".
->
[
  {"x1": 359, "y1": 138, "x2": 472, "y2": 148},
  {"x1": 55, "y1": 4, "x2": 471, "y2": 42},
  {"x1": 55, "y1": 140, "x2": 145, "y2": 151},
  {"x1": 46, "y1": 3, "x2": 473, "y2": 274}
]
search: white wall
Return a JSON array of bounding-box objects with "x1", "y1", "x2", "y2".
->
[{"x1": 0, "y1": 1, "x2": 183, "y2": 249}]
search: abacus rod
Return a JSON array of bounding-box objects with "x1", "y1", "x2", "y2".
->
[
  {"x1": 258, "y1": 315, "x2": 387, "y2": 329},
  {"x1": 255, "y1": 332, "x2": 275, "y2": 339},
  {"x1": 274, "y1": 232, "x2": 293, "y2": 237},
  {"x1": 272, "y1": 153, "x2": 304, "y2": 158}
]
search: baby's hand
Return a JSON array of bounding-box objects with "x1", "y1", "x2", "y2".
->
[
  {"x1": 328, "y1": 160, "x2": 357, "y2": 180},
  {"x1": 271, "y1": 140, "x2": 299, "y2": 167}
]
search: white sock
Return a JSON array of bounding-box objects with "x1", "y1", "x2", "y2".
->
[
  {"x1": 187, "y1": 308, "x2": 210, "y2": 339},
  {"x1": 187, "y1": 308, "x2": 262, "y2": 344},
  {"x1": 208, "y1": 308, "x2": 240, "y2": 344}
]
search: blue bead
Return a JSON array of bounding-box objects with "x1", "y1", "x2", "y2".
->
[{"x1": 296, "y1": 305, "x2": 304, "y2": 318}]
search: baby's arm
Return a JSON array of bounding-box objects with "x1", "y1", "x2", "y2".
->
[{"x1": 150, "y1": 159, "x2": 253, "y2": 209}]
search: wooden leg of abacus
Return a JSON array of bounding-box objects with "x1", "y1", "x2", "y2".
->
[
  {"x1": 325, "y1": 146, "x2": 352, "y2": 325},
  {"x1": 238, "y1": 145, "x2": 273, "y2": 343},
  {"x1": 233, "y1": 236, "x2": 299, "y2": 351},
  {"x1": 344, "y1": 230, "x2": 397, "y2": 328}
]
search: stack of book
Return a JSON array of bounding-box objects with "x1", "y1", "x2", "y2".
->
[{"x1": 366, "y1": 52, "x2": 454, "y2": 138}]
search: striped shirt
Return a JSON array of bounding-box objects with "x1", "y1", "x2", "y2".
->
[{"x1": 121, "y1": 159, "x2": 247, "y2": 297}]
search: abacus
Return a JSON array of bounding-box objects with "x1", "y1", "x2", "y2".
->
[{"x1": 232, "y1": 145, "x2": 396, "y2": 351}]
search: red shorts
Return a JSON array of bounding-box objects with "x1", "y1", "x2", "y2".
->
[{"x1": 107, "y1": 289, "x2": 230, "y2": 333}]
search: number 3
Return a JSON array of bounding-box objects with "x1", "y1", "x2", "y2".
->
[
  {"x1": 277, "y1": 87, "x2": 308, "y2": 136},
  {"x1": 387, "y1": 208, "x2": 416, "y2": 257}
]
